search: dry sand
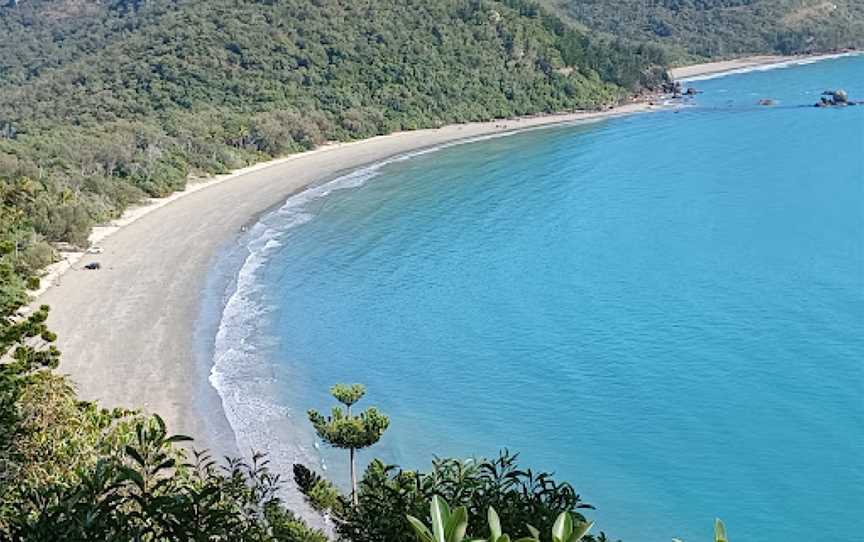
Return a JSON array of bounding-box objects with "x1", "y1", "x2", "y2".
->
[{"x1": 669, "y1": 51, "x2": 860, "y2": 80}]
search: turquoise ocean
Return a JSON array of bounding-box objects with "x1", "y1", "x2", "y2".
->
[{"x1": 206, "y1": 55, "x2": 864, "y2": 541}]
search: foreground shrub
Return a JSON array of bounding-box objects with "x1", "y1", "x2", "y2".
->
[
  {"x1": 1, "y1": 307, "x2": 323, "y2": 541},
  {"x1": 407, "y1": 495, "x2": 593, "y2": 542},
  {"x1": 6, "y1": 416, "x2": 325, "y2": 541},
  {"x1": 294, "y1": 463, "x2": 346, "y2": 515},
  {"x1": 296, "y1": 450, "x2": 607, "y2": 542}
]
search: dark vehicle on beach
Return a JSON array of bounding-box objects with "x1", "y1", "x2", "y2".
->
[{"x1": 84, "y1": 262, "x2": 101, "y2": 270}]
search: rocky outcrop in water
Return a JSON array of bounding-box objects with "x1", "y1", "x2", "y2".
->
[
  {"x1": 815, "y1": 89, "x2": 857, "y2": 107},
  {"x1": 832, "y1": 89, "x2": 849, "y2": 103},
  {"x1": 662, "y1": 81, "x2": 702, "y2": 99}
]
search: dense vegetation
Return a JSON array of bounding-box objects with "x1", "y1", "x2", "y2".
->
[
  {"x1": 294, "y1": 451, "x2": 605, "y2": 542},
  {"x1": 0, "y1": 304, "x2": 323, "y2": 540},
  {"x1": 405, "y1": 495, "x2": 594, "y2": 542},
  {"x1": 0, "y1": 0, "x2": 669, "y2": 313},
  {"x1": 541, "y1": 0, "x2": 864, "y2": 62}
]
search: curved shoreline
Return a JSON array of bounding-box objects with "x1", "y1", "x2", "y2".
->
[
  {"x1": 31, "y1": 51, "x2": 856, "y2": 526},
  {"x1": 33, "y1": 104, "x2": 652, "y2": 527},
  {"x1": 34, "y1": 103, "x2": 653, "y2": 449}
]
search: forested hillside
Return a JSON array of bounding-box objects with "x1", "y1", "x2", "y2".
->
[
  {"x1": 0, "y1": 0, "x2": 668, "y2": 312},
  {"x1": 540, "y1": 0, "x2": 864, "y2": 62}
]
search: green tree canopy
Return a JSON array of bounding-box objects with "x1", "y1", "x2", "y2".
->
[
  {"x1": 330, "y1": 383, "x2": 368, "y2": 409},
  {"x1": 541, "y1": 0, "x2": 864, "y2": 63},
  {"x1": 0, "y1": 0, "x2": 670, "y2": 318},
  {"x1": 308, "y1": 383, "x2": 389, "y2": 505}
]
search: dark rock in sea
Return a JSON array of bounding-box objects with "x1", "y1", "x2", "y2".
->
[
  {"x1": 758, "y1": 99, "x2": 777, "y2": 106},
  {"x1": 815, "y1": 89, "x2": 853, "y2": 107},
  {"x1": 684, "y1": 87, "x2": 701, "y2": 95},
  {"x1": 833, "y1": 89, "x2": 849, "y2": 104}
]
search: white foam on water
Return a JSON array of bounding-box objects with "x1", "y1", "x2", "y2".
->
[
  {"x1": 680, "y1": 52, "x2": 862, "y2": 83},
  {"x1": 209, "y1": 174, "x2": 379, "y2": 484},
  {"x1": 208, "y1": 145, "x2": 464, "y2": 511}
]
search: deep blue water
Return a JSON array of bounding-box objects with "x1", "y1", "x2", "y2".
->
[{"x1": 210, "y1": 56, "x2": 864, "y2": 541}]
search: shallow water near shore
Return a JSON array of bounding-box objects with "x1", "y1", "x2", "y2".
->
[{"x1": 208, "y1": 55, "x2": 864, "y2": 541}]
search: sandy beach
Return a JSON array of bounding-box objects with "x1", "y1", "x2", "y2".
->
[
  {"x1": 34, "y1": 103, "x2": 652, "y2": 452},
  {"x1": 32, "y1": 51, "x2": 855, "y2": 475},
  {"x1": 668, "y1": 51, "x2": 860, "y2": 80}
]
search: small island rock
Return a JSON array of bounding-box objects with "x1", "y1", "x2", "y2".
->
[{"x1": 833, "y1": 89, "x2": 849, "y2": 104}]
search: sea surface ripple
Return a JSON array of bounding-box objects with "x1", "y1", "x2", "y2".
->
[{"x1": 208, "y1": 55, "x2": 864, "y2": 541}]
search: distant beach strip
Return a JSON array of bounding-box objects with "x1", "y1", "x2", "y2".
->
[{"x1": 669, "y1": 51, "x2": 862, "y2": 81}]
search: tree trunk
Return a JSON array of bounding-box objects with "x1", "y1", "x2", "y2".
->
[{"x1": 350, "y1": 447, "x2": 358, "y2": 506}]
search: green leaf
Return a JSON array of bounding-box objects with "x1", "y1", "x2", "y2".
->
[
  {"x1": 446, "y1": 506, "x2": 468, "y2": 542},
  {"x1": 431, "y1": 495, "x2": 450, "y2": 542},
  {"x1": 488, "y1": 507, "x2": 502, "y2": 539},
  {"x1": 117, "y1": 466, "x2": 145, "y2": 490},
  {"x1": 568, "y1": 520, "x2": 593, "y2": 542},
  {"x1": 714, "y1": 519, "x2": 728, "y2": 542},
  {"x1": 153, "y1": 414, "x2": 166, "y2": 435},
  {"x1": 526, "y1": 524, "x2": 540, "y2": 539},
  {"x1": 552, "y1": 512, "x2": 573, "y2": 542},
  {"x1": 151, "y1": 458, "x2": 176, "y2": 475},
  {"x1": 407, "y1": 515, "x2": 435, "y2": 542},
  {"x1": 125, "y1": 445, "x2": 146, "y2": 467}
]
